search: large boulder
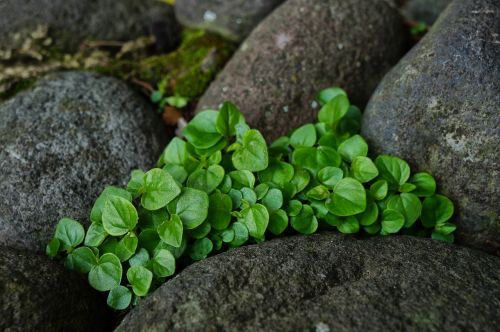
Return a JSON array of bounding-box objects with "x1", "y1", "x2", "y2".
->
[
  {"x1": 0, "y1": 246, "x2": 111, "y2": 331},
  {"x1": 117, "y1": 233, "x2": 500, "y2": 331},
  {"x1": 174, "y1": 0, "x2": 285, "y2": 42},
  {"x1": 400, "y1": 0, "x2": 452, "y2": 24},
  {"x1": 361, "y1": 0, "x2": 500, "y2": 254},
  {"x1": 0, "y1": 71, "x2": 169, "y2": 252},
  {"x1": 196, "y1": 0, "x2": 408, "y2": 141},
  {"x1": 0, "y1": 0, "x2": 179, "y2": 53}
]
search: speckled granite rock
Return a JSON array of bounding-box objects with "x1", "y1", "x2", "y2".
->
[
  {"x1": 0, "y1": 0, "x2": 179, "y2": 52},
  {"x1": 196, "y1": 0, "x2": 408, "y2": 141},
  {"x1": 117, "y1": 233, "x2": 500, "y2": 332},
  {"x1": 174, "y1": 0, "x2": 285, "y2": 41},
  {"x1": 0, "y1": 71, "x2": 169, "y2": 252},
  {"x1": 0, "y1": 246, "x2": 111, "y2": 332},
  {"x1": 362, "y1": 0, "x2": 500, "y2": 254}
]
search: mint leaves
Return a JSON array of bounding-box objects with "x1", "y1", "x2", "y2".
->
[{"x1": 46, "y1": 87, "x2": 456, "y2": 311}]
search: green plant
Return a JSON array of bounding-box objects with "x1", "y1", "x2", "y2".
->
[
  {"x1": 151, "y1": 79, "x2": 189, "y2": 113},
  {"x1": 47, "y1": 87, "x2": 456, "y2": 310}
]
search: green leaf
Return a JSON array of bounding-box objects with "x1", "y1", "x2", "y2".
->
[
  {"x1": 90, "y1": 186, "x2": 132, "y2": 223},
  {"x1": 221, "y1": 229, "x2": 235, "y2": 243},
  {"x1": 338, "y1": 135, "x2": 368, "y2": 163},
  {"x1": 338, "y1": 105, "x2": 362, "y2": 137},
  {"x1": 216, "y1": 101, "x2": 245, "y2": 137},
  {"x1": 290, "y1": 167, "x2": 310, "y2": 192},
  {"x1": 351, "y1": 156, "x2": 378, "y2": 183},
  {"x1": 269, "y1": 136, "x2": 291, "y2": 155},
  {"x1": 229, "y1": 222, "x2": 249, "y2": 247},
  {"x1": 421, "y1": 195, "x2": 454, "y2": 228},
  {"x1": 318, "y1": 94, "x2": 350, "y2": 127},
  {"x1": 151, "y1": 90, "x2": 163, "y2": 103},
  {"x1": 127, "y1": 266, "x2": 153, "y2": 297},
  {"x1": 173, "y1": 188, "x2": 209, "y2": 229},
  {"x1": 364, "y1": 222, "x2": 381, "y2": 235},
  {"x1": 187, "y1": 165, "x2": 225, "y2": 194},
  {"x1": 218, "y1": 174, "x2": 232, "y2": 193},
  {"x1": 158, "y1": 214, "x2": 183, "y2": 247},
  {"x1": 290, "y1": 123, "x2": 317, "y2": 148},
  {"x1": 317, "y1": 166, "x2": 343, "y2": 189},
  {"x1": 261, "y1": 188, "x2": 283, "y2": 212},
  {"x1": 375, "y1": 155, "x2": 411, "y2": 186},
  {"x1": 229, "y1": 170, "x2": 255, "y2": 189},
  {"x1": 232, "y1": 129, "x2": 268, "y2": 172},
  {"x1": 258, "y1": 160, "x2": 294, "y2": 188},
  {"x1": 162, "y1": 137, "x2": 190, "y2": 166},
  {"x1": 287, "y1": 200, "x2": 303, "y2": 217},
  {"x1": 381, "y1": 209, "x2": 405, "y2": 234},
  {"x1": 115, "y1": 232, "x2": 138, "y2": 262},
  {"x1": 255, "y1": 183, "x2": 270, "y2": 200},
  {"x1": 190, "y1": 238, "x2": 213, "y2": 260},
  {"x1": 84, "y1": 222, "x2": 108, "y2": 247},
  {"x1": 326, "y1": 178, "x2": 366, "y2": 216},
  {"x1": 129, "y1": 248, "x2": 150, "y2": 267},
  {"x1": 183, "y1": 111, "x2": 223, "y2": 149},
  {"x1": 306, "y1": 185, "x2": 330, "y2": 201},
  {"x1": 107, "y1": 286, "x2": 132, "y2": 310},
  {"x1": 268, "y1": 209, "x2": 288, "y2": 235},
  {"x1": 399, "y1": 183, "x2": 416, "y2": 193},
  {"x1": 410, "y1": 172, "x2": 436, "y2": 197},
  {"x1": 207, "y1": 192, "x2": 232, "y2": 230},
  {"x1": 163, "y1": 164, "x2": 188, "y2": 184},
  {"x1": 240, "y1": 204, "x2": 269, "y2": 239},
  {"x1": 102, "y1": 196, "x2": 138, "y2": 236},
  {"x1": 152, "y1": 249, "x2": 176, "y2": 278},
  {"x1": 357, "y1": 201, "x2": 379, "y2": 226},
  {"x1": 228, "y1": 188, "x2": 243, "y2": 209},
  {"x1": 99, "y1": 237, "x2": 119, "y2": 255},
  {"x1": 434, "y1": 222, "x2": 457, "y2": 235},
  {"x1": 370, "y1": 180, "x2": 388, "y2": 201},
  {"x1": 88, "y1": 253, "x2": 122, "y2": 292},
  {"x1": 431, "y1": 231, "x2": 454, "y2": 244},
  {"x1": 292, "y1": 147, "x2": 341, "y2": 175},
  {"x1": 142, "y1": 168, "x2": 181, "y2": 211},
  {"x1": 337, "y1": 216, "x2": 360, "y2": 234},
  {"x1": 291, "y1": 205, "x2": 318, "y2": 234},
  {"x1": 138, "y1": 207, "x2": 169, "y2": 230},
  {"x1": 188, "y1": 221, "x2": 212, "y2": 239},
  {"x1": 46, "y1": 238, "x2": 60, "y2": 258},
  {"x1": 165, "y1": 95, "x2": 188, "y2": 108},
  {"x1": 54, "y1": 218, "x2": 85, "y2": 250},
  {"x1": 127, "y1": 169, "x2": 145, "y2": 198},
  {"x1": 67, "y1": 247, "x2": 97, "y2": 273},
  {"x1": 387, "y1": 193, "x2": 422, "y2": 228},
  {"x1": 310, "y1": 200, "x2": 329, "y2": 218},
  {"x1": 208, "y1": 151, "x2": 222, "y2": 165},
  {"x1": 316, "y1": 87, "x2": 347, "y2": 106},
  {"x1": 240, "y1": 187, "x2": 257, "y2": 205}
]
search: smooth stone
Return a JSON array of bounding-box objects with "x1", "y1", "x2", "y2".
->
[
  {"x1": 0, "y1": 71, "x2": 169, "y2": 252},
  {"x1": 362, "y1": 0, "x2": 500, "y2": 254},
  {"x1": 117, "y1": 233, "x2": 500, "y2": 331},
  {"x1": 196, "y1": 0, "x2": 408, "y2": 141},
  {"x1": 174, "y1": 0, "x2": 285, "y2": 42},
  {"x1": 0, "y1": 0, "x2": 180, "y2": 53},
  {"x1": 0, "y1": 246, "x2": 111, "y2": 331}
]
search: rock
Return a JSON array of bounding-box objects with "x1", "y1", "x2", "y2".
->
[
  {"x1": 0, "y1": 0, "x2": 180, "y2": 53},
  {"x1": 117, "y1": 233, "x2": 500, "y2": 331},
  {"x1": 361, "y1": 0, "x2": 500, "y2": 254},
  {"x1": 0, "y1": 246, "x2": 111, "y2": 331},
  {"x1": 196, "y1": 0, "x2": 408, "y2": 141},
  {"x1": 174, "y1": 0, "x2": 285, "y2": 42},
  {"x1": 401, "y1": 0, "x2": 452, "y2": 24},
  {"x1": 0, "y1": 71, "x2": 169, "y2": 252}
]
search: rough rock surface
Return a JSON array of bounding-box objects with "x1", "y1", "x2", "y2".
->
[
  {"x1": 196, "y1": 0, "x2": 408, "y2": 141},
  {"x1": 0, "y1": 71, "x2": 168, "y2": 252},
  {"x1": 174, "y1": 0, "x2": 285, "y2": 41},
  {"x1": 0, "y1": 0, "x2": 179, "y2": 52},
  {"x1": 0, "y1": 246, "x2": 111, "y2": 332},
  {"x1": 362, "y1": 0, "x2": 500, "y2": 254},
  {"x1": 117, "y1": 233, "x2": 500, "y2": 332},
  {"x1": 401, "y1": 0, "x2": 452, "y2": 24}
]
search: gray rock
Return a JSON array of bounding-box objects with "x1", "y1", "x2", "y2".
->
[
  {"x1": 401, "y1": 0, "x2": 452, "y2": 24},
  {"x1": 0, "y1": 0, "x2": 179, "y2": 53},
  {"x1": 0, "y1": 246, "x2": 111, "y2": 332},
  {"x1": 196, "y1": 0, "x2": 408, "y2": 141},
  {"x1": 361, "y1": 0, "x2": 500, "y2": 254},
  {"x1": 117, "y1": 233, "x2": 500, "y2": 332},
  {"x1": 0, "y1": 71, "x2": 169, "y2": 252},
  {"x1": 174, "y1": 0, "x2": 285, "y2": 42}
]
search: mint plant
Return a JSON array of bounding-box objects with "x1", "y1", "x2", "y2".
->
[{"x1": 47, "y1": 87, "x2": 456, "y2": 310}]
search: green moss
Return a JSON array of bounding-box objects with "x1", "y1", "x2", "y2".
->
[{"x1": 0, "y1": 78, "x2": 37, "y2": 102}]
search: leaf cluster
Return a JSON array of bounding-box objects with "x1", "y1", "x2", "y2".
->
[{"x1": 47, "y1": 87, "x2": 456, "y2": 310}]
